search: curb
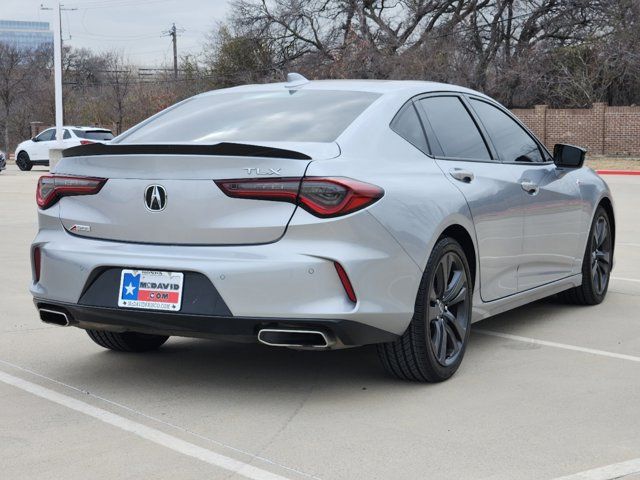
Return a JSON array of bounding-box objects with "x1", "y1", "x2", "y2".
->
[{"x1": 596, "y1": 170, "x2": 640, "y2": 175}]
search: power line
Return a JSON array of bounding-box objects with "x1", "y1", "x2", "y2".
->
[{"x1": 73, "y1": 33, "x2": 161, "y2": 41}]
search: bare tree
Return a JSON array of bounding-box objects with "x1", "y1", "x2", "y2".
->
[
  {"x1": 230, "y1": 0, "x2": 484, "y2": 77},
  {"x1": 202, "y1": 24, "x2": 275, "y2": 87},
  {"x1": 102, "y1": 53, "x2": 134, "y2": 135},
  {"x1": 226, "y1": 0, "x2": 639, "y2": 107},
  {"x1": 458, "y1": 0, "x2": 608, "y2": 105},
  {"x1": 0, "y1": 44, "x2": 33, "y2": 152}
]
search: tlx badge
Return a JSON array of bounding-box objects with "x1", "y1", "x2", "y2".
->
[{"x1": 244, "y1": 168, "x2": 282, "y2": 176}]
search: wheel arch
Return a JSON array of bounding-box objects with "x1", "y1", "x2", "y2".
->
[
  {"x1": 598, "y1": 195, "x2": 616, "y2": 261},
  {"x1": 438, "y1": 224, "x2": 477, "y2": 290}
]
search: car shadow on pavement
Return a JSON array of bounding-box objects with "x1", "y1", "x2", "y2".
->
[
  {"x1": 472, "y1": 294, "x2": 602, "y2": 333},
  {"x1": 75, "y1": 339, "x2": 417, "y2": 397},
  {"x1": 51, "y1": 296, "x2": 595, "y2": 399}
]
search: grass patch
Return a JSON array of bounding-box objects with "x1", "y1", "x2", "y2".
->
[{"x1": 585, "y1": 156, "x2": 640, "y2": 170}]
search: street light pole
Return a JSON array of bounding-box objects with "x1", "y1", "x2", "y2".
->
[{"x1": 52, "y1": 1, "x2": 63, "y2": 146}]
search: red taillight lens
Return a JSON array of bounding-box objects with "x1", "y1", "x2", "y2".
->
[
  {"x1": 79, "y1": 140, "x2": 95, "y2": 145},
  {"x1": 215, "y1": 177, "x2": 383, "y2": 218},
  {"x1": 216, "y1": 178, "x2": 301, "y2": 203},
  {"x1": 33, "y1": 246, "x2": 41, "y2": 282},
  {"x1": 334, "y1": 261, "x2": 357, "y2": 303},
  {"x1": 36, "y1": 175, "x2": 107, "y2": 209}
]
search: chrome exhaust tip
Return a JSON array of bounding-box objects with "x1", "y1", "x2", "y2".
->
[
  {"x1": 39, "y1": 308, "x2": 70, "y2": 327},
  {"x1": 257, "y1": 329, "x2": 334, "y2": 348}
]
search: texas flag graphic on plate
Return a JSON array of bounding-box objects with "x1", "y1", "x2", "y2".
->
[{"x1": 118, "y1": 269, "x2": 184, "y2": 311}]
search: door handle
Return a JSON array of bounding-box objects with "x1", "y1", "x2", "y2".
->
[
  {"x1": 449, "y1": 169, "x2": 474, "y2": 183},
  {"x1": 521, "y1": 181, "x2": 539, "y2": 195}
]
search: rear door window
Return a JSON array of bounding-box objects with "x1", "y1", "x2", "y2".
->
[
  {"x1": 418, "y1": 96, "x2": 491, "y2": 160},
  {"x1": 470, "y1": 99, "x2": 544, "y2": 163}
]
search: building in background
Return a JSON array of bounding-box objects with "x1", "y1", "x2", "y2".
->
[{"x1": 0, "y1": 20, "x2": 53, "y2": 50}]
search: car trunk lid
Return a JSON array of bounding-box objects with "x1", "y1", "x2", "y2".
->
[{"x1": 53, "y1": 142, "x2": 336, "y2": 245}]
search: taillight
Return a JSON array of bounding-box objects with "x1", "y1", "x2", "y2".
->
[
  {"x1": 33, "y1": 246, "x2": 41, "y2": 282},
  {"x1": 36, "y1": 175, "x2": 107, "y2": 209},
  {"x1": 79, "y1": 140, "x2": 94, "y2": 145},
  {"x1": 215, "y1": 177, "x2": 384, "y2": 218}
]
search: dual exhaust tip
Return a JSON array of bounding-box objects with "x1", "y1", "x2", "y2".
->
[
  {"x1": 39, "y1": 307, "x2": 335, "y2": 349},
  {"x1": 257, "y1": 328, "x2": 335, "y2": 349}
]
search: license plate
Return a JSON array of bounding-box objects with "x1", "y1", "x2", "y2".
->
[{"x1": 118, "y1": 269, "x2": 184, "y2": 311}]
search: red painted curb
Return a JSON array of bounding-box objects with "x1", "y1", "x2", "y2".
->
[{"x1": 596, "y1": 170, "x2": 640, "y2": 175}]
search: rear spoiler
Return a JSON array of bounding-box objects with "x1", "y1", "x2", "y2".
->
[{"x1": 62, "y1": 142, "x2": 312, "y2": 160}]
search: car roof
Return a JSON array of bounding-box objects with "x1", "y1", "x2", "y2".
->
[{"x1": 199, "y1": 79, "x2": 491, "y2": 100}]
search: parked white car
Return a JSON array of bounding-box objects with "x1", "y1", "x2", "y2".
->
[
  {"x1": 15, "y1": 126, "x2": 114, "y2": 171},
  {"x1": 0, "y1": 150, "x2": 6, "y2": 172}
]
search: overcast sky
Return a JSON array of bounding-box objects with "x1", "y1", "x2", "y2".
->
[{"x1": 2, "y1": 0, "x2": 230, "y2": 66}]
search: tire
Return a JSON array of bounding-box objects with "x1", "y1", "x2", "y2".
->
[
  {"x1": 559, "y1": 206, "x2": 612, "y2": 305},
  {"x1": 16, "y1": 152, "x2": 33, "y2": 171},
  {"x1": 378, "y1": 237, "x2": 473, "y2": 382},
  {"x1": 86, "y1": 329, "x2": 169, "y2": 352}
]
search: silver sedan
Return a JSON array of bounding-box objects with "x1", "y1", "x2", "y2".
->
[{"x1": 30, "y1": 76, "x2": 614, "y2": 382}]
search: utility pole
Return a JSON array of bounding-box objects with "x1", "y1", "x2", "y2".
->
[
  {"x1": 162, "y1": 23, "x2": 184, "y2": 80},
  {"x1": 170, "y1": 24, "x2": 177, "y2": 79},
  {"x1": 40, "y1": 2, "x2": 76, "y2": 145}
]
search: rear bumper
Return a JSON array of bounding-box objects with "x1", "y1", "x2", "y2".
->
[
  {"x1": 34, "y1": 299, "x2": 399, "y2": 346},
  {"x1": 30, "y1": 208, "x2": 422, "y2": 339}
]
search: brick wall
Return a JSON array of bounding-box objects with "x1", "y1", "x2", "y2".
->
[{"x1": 511, "y1": 103, "x2": 640, "y2": 156}]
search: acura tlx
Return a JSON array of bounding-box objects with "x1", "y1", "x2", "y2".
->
[{"x1": 30, "y1": 74, "x2": 614, "y2": 382}]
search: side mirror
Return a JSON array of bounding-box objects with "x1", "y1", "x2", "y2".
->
[
  {"x1": 32, "y1": 137, "x2": 38, "y2": 142},
  {"x1": 553, "y1": 144, "x2": 586, "y2": 168}
]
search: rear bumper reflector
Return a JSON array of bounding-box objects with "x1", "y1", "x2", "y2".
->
[{"x1": 334, "y1": 261, "x2": 357, "y2": 303}]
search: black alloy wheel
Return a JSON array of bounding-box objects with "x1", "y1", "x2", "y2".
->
[
  {"x1": 590, "y1": 213, "x2": 612, "y2": 297},
  {"x1": 428, "y1": 250, "x2": 470, "y2": 367},
  {"x1": 16, "y1": 152, "x2": 33, "y2": 171},
  {"x1": 378, "y1": 237, "x2": 472, "y2": 382},
  {"x1": 559, "y1": 206, "x2": 613, "y2": 305}
]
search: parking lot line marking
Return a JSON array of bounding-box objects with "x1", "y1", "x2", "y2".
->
[
  {"x1": 475, "y1": 330, "x2": 640, "y2": 363},
  {"x1": 0, "y1": 369, "x2": 291, "y2": 480},
  {"x1": 0, "y1": 359, "x2": 321, "y2": 480},
  {"x1": 551, "y1": 457, "x2": 640, "y2": 479},
  {"x1": 0, "y1": 360, "x2": 322, "y2": 480},
  {"x1": 618, "y1": 242, "x2": 640, "y2": 248},
  {"x1": 611, "y1": 276, "x2": 640, "y2": 283}
]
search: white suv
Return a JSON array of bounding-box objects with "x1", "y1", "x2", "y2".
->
[{"x1": 15, "y1": 126, "x2": 113, "y2": 171}]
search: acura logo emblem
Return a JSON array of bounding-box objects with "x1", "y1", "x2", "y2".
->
[{"x1": 144, "y1": 185, "x2": 167, "y2": 211}]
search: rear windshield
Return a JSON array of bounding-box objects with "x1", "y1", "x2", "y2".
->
[
  {"x1": 116, "y1": 90, "x2": 380, "y2": 144},
  {"x1": 74, "y1": 129, "x2": 114, "y2": 141}
]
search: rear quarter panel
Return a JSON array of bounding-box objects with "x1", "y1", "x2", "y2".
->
[{"x1": 308, "y1": 93, "x2": 478, "y2": 297}]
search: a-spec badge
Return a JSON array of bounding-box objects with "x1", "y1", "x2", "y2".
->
[
  {"x1": 244, "y1": 168, "x2": 282, "y2": 176},
  {"x1": 70, "y1": 224, "x2": 91, "y2": 232}
]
